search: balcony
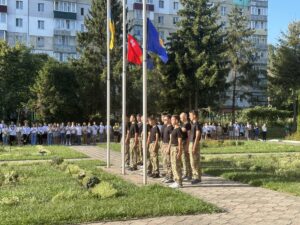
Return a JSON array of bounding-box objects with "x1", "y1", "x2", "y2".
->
[
  {"x1": 250, "y1": 1, "x2": 268, "y2": 8},
  {"x1": 0, "y1": 5, "x2": 7, "y2": 13},
  {"x1": 250, "y1": 15, "x2": 267, "y2": 21},
  {"x1": 53, "y1": 11, "x2": 77, "y2": 20},
  {"x1": 53, "y1": 44, "x2": 76, "y2": 53},
  {"x1": 54, "y1": 29, "x2": 71, "y2": 36},
  {"x1": 133, "y1": 3, "x2": 154, "y2": 11}
]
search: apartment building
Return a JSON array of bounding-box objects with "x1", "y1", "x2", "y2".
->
[{"x1": 0, "y1": 0, "x2": 90, "y2": 62}]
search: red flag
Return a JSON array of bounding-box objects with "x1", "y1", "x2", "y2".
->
[{"x1": 127, "y1": 34, "x2": 142, "y2": 65}]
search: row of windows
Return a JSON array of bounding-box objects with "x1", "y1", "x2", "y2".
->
[
  {"x1": 134, "y1": 0, "x2": 154, "y2": 4},
  {"x1": 14, "y1": 1, "x2": 85, "y2": 15},
  {"x1": 250, "y1": 6, "x2": 268, "y2": 16},
  {"x1": 250, "y1": 20, "x2": 267, "y2": 30},
  {"x1": 15, "y1": 18, "x2": 85, "y2": 32},
  {"x1": 158, "y1": 0, "x2": 179, "y2": 10}
]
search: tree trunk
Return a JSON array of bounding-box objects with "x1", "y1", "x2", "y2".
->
[{"x1": 231, "y1": 69, "x2": 237, "y2": 123}]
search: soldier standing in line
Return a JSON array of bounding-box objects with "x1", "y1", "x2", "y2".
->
[
  {"x1": 189, "y1": 110, "x2": 202, "y2": 184},
  {"x1": 137, "y1": 114, "x2": 143, "y2": 165},
  {"x1": 161, "y1": 114, "x2": 174, "y2": 183},
  {"x1": 147, "y1": 116, "x2": 160, "y2": 178},
  {"x1": 169, "y1": 115, "x2": 183, "y2": 188},
  {"x1": 128, "y1": 115, "x2": 139, "y2": 171},
  {"x1": 180, "y1": 112, "x2": 192, "y2": 181}
]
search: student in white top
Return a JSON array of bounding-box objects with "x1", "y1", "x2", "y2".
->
[
  {"x1": 65, "y1": 122, "x2": 71, "y2": 146},
  {"x1": 9, "y1": 122, "x2": 17, "y2": 145},
  {"x1": 76, "y1": 123, "x2": 82, "y2": 145},
  {"x1": 16, "y1": 122, "x2": 23, "y2": 145},
  {"x1": 262, "y1": 124, "x2": 267, "y2": 142},
  {"x1": 99, "y1": 122, "x2": 105, "y2": 142},
  {"x1": 30, "y1": 124, "x2": 38, "y2": 145},
  {"x1": 92, "y1": 122, "x2": 98, "y2": 145}
]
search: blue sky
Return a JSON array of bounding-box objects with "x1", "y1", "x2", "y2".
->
[{"x1": 268, "y1": 0, "x2": 300, "y2": 45}]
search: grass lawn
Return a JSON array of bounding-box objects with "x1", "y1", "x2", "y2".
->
[
  {"x1": 0, "y1": 160, "x2": 220, "y2": 225},
  {"x1": 0, "y1": 145, "x2": 87, "y2": 161},
  {"x1": 99, "y1": 141, "x2": 300, "y2": 154},
  {"x1": 203, "y1": 154, "x2": 300, "y2": 196}
]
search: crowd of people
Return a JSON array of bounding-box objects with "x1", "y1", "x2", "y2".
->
[{"x1": 0, "y1": 121, "x2": 110, "y2": 146}]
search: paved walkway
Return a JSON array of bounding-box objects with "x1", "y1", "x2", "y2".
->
[{"x1": 73, "y1": 146, "x2": 300, "y2": 225}]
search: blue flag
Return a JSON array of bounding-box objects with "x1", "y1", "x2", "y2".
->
[{"x1": 147, "y1": 19, "x2": 169, "y2": 63}]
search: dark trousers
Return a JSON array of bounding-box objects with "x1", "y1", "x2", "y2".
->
[{"x1": 262, "y1": 132, "x2": 267, "y2": 141}]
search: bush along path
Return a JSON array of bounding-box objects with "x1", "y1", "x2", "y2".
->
[{"x1": 73, "y1": 146, "x2": 300, "y2": 225}]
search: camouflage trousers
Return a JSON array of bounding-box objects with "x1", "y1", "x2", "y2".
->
[
  {"x1": 129, "y1": 138, "x2": 138, "y2": 169},
  {"x1": 137, "y1": 137, "x2": 143, "y2": 164},
  {"x1": 170, "y1": 145, "x2": 182, "y2": 185},
  {"x1": 161, "y1": 143, "x2": 173, "y2": 179},
  {"x1": 149, "y1": 143, "x2": 159, "y2": 175},
  {"x1": 181, "y1": 141, "x2": 192, "y2": 178},
  {"x1": 189, "y1": 142, "x2": 201, "y2": 180}
]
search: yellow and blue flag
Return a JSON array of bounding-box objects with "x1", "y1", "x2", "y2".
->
[{"x1": 147, "y1": 19, "x2": 168, "y2": 63}]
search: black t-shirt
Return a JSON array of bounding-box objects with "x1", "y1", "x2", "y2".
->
[
  {"x1": 190, "y1": 121, "x2": 201, "y2": 142},
  {"x1": 137, "y1": 122, "x2": 143, "y2": 136},
  {"x1": 129, "y1": 123, "x2": 138, "y2": 138},
  {"x1": 161, "y1": 124, "x2": 173, "y2": 143},
  {"x1": 181, "y1": 122, "x2": 191, "y2": 141},
  {"x1": 171, "y1": 127, "x2": 182, "y2": 146},
  {"x1": 150, "y1": 125, "x2": 160, "y2": 143}
]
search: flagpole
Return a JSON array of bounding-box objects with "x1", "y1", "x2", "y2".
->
[
  {"x1": 121, "y1": 0, "x2": 126, "y2": 175},
  {"x1": 106, "y1": 0, "x2": 111, "y2": 168},
  {"x1": 142, "y1": 0, "x2": 147, "y2": 185}
]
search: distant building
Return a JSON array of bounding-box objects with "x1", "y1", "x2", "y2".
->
[{"x1": 0, "y1": 0, "x2": 90, "y2": 62}]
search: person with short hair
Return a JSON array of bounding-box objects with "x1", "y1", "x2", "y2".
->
[
  {"x1": 148, "y1": 116, "x2": 161, "y2": 178},
  {"x1": 60, "y1": 123, "x2": 66, "y2": 145},
  {"x1": 180, "y1": 112, "x2": 192, "y2": 181},
  {"x1": 9, "y1": 122, "x2": 17, "y2": 146},
  {"x1": 189, "y1": 110, "x2": 202, "y2": 184},
  {"x1": 47, "y1": 124, "x2": 53, "y2": 145},
  {"x1": 161, "y1": 114, "x2": 174, "y2": 183},
  {"x1": 22, "y1": 122, "x2": 31, "y2": 145},
  {"x1": 128, "y1": 115, "x2": 139, "y2": 171},
  {"x1": 92, "y1": 122, "x2": 98, "y2": 145},
  {"x1": 169, "y1": 115, "x2": 183, "y2": 188},
  {"x1": 16, "y1": 122, "x2": 23, "y2": 145},
  {"x1": 262, "y1": 124, "x2": 267, "y2": 141},
  {"x1": 65, "y1": 122, "x2": 71, "y2": 146},
  {"x1": 76, "y1": 123, "x2": 82, "y2": 145},
  {"x1": 2, "y1": 124, "x2": 8, "y2": 145}
]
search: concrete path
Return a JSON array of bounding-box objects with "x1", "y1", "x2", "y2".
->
[{"x1": 73, "y1": 146, "x2": 300, "y2": 225}]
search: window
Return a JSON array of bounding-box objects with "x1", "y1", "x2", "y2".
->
[
  {"x1": 16, "y1": 0, "x2": 23, "y2": 9},
  {"x1": 173, "y1": 2, "x2": 179, "y2": 10},
  {"x1": 0, "y1": 12, "x2": 6, "y2": 23},
  {"x1": 158, "y1": 16, "x2": 164, "y2": 24},
  {"x1": 15, "y1": 35, "x2": 23, "y2": 42},
  {"x1": 38, "y1": 20, "x2": 44, "y2": 29},
  {"x1": 0, "y1": 0, "x2": 6, "y2": 6},
  {"x1": 173, "y1": 17, "x2": 179, "y2": 24},
  {"x1": 37, "y1": 37, "x2": 44, "y2": 47},
  {"x1": 80, "y1": 24, "x2": 84, "y2": 32},
  {"x1": 135, "y1": 10, "x2": 142, "y2": 19},
  {"x1": 81, "y1": 8, "x2": 84, "y2": 15},
  {"x1": 221, "y1": 6, "x2": 226, "y2": 16},
  {"x1": 38, "y1": 3, "x2": 44, "y2": 12},
  {"x1": 159, "y1": 0, "x2": 164, "y2": 8},
  {"x1": 16, "y1": 18, "x2": 23, "y2": 27},
  {"x1": 54, "y1": 1, "x2": 76, "y2": 13}
]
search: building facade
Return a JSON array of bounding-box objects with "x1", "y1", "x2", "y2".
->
[{"x1": 0, "y1": 0, "x2": 90, "y2": 62}]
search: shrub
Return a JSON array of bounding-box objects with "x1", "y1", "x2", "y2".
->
[
  {"x1": 82, "y1": 175, "x2": 100, "y2": 189},
  {"x1": 91, "y1": 182, "x2": 118, "y2": 199},
  {"x1": 66, "y1": 164, "x2": 81, "y2": 175},
  {"x1": 51, "y1": 156, "x2": 64, "y2": 165},
  {"x1": 249, "y1": 180, "x2": 263, "y2": 187},
  {"x1": 4, "y1": 171, "x2": 19, "y2": 185},
  {"x1": 0, "y1": 196, "x2": 20, "y2": 206},
  {"x1": 58, "y1": 162, "x2": 69, "y2": 171}
]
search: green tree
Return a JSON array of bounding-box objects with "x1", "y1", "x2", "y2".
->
[
  {"x1": 225, "y1": 6, "x2": 255, "y2": 122},
  {"x1": 160, "y1": 0, "x2": 228, "y2": 111},
  {"x1": 269, "y1": 21, "x2": 300, "y2": 131},
  {"x1": 75, "y1": 0, "x2": 122, "y2": 119},
  {"x1": 0, "y1": 41, "x2": 47, "y2": 121},
  {"x1": 29, "y1": 59, "x2": 81, "y2": 122}
]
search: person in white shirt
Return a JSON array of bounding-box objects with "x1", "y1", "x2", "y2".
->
[
  {"x1": 22, "y1": 122, "x2": 31, "y2": 145},
  {"x1": 47, "y1": 124, "x2": 53, "y2": 145},
  {"x1": 87, "y1": 122, "x2": 92, "y2": 145},
  {"x1": 8, "y1": 122, "x2": 17, "y2": 146},
  {"x1": 42, "y1": 123, "x2": 48, "y2": 145},
  {"x1": 82, "y1": 122, "x2": 88, "y2": 145},
  {"x1": 16, "y1": 122, "x2": 23, "y2": 145},
  {"x1": 99, "y1": 122, "x2": 105, "y2": 142},
  {"x1": 65, "y1": 122, "x2": 71, "y2": 146},
  {"x1": 92, "y1": 122, "x2": 99, "y2": 145},
  {"x1": 76, "y1": 123, "x2": 82, "y2": 145},
  {"x1": 71, "y1": 122, "x2": 76, "y2": 145},
  {"x1": 0, "y1": 120, "x2": 4, "y2": 143},
  {"x1": 262, "y1": 124, "x2": 267, "y2": 142},
  {"x1": 30, "y1": 124, "x2": 38, "y2": 145},
  {"x1": 60, "y1": 123, "x2": 66, "y2": 145},
  {"x1": 233, "y1": 122, "x2": 240, "y2": 140},
  {"x1": 37, "y1": 123, "x2": 44, "y2": 145},
  {"x1": 2, "y1": 124, "x2": 8, "y2": 145}
]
